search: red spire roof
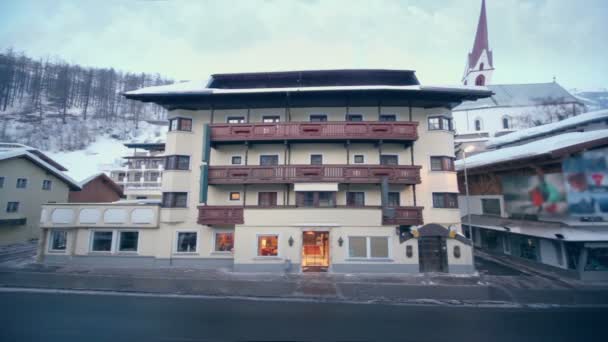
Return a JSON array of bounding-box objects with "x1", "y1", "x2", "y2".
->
[{"x1": 468, "y1": 0, "x2": 493, "y2": 69}]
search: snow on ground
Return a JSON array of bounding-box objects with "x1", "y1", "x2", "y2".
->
[{"x1": 46, "y1": 121, "x2": 166, "y2": 181}]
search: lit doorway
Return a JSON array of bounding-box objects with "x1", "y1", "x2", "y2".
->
[{"x1": 302, "y1": 231, "x2": 329, "y2": 272}]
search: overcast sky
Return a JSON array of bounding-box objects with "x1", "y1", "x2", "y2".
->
[{"x1": 1, "y1": 0, "x2": 606, "y2": 89}]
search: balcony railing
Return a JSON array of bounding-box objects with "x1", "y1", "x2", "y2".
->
[
  {"x1": 382, "y1": 206, "x2": 424, "y2": 226},
  {"x1": 208, "y1": 165, "x2": 421, "y2": 184},
  {"x1": 197, "y1": 205, "x2": 423, "y2": 226},
  {"x1": 210, "y1": 121, "x2": 418, "y2": 142}
]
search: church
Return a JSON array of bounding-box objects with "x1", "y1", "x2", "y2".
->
[{"x1": 454, "y1": 0, "x2": 586, "y2": 156}]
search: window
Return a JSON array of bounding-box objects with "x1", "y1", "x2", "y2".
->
[
  {"x1": 169, "y1": 117, "x2": 192, "y2": 132},
  {"x1": 6, "y1": 202, "x2": 19, "y2": 213},
  {"x1": 165, "y1": 155, "x2": 190, "y2": 170},
  {"x1": 474, "y1": 119, "x2": 482, "y2": 131},
  {"x1": 230, "y1": 192, "x2": 241, "y2": 201},
  {"x1": 258, "y1": 235, "x2": 279, "y2": 256},
  {"x1": 227, "y1": 116, "x2": 245, "y2": 124},
  {"x1": 91, "y1": 231, "x2": 113, "y2": 252},
  {"x1": 318, "y1": 192, "x2": 334, "y2": 207},
  {"x1": 301, "y1": 192, "x2": 315, "y2": 207},
  {"x1": 482, "y1": 198, "x2": 501, "y2": 216},
  {"x1": 432, "y1": 193, "x2": 458, "y2": 209},
  {"x1": 258, "y1": 192, "x2": 277, "y2": 207},
  {"x1": 348, "y1": 236, "x2": 389, "y2": 259},
  {"x1": 16, "y1": 178, "x2": 27, "y2": 188},
  {"x1": 479, "y1": 62, "x2": 484, "y2": 70},
  {"x1": 231, "y1": 156, "x2": 242, "y2": 165},
  {"x1": 118, "y1": 231, "x2": 139, "y2": 252},
  {"x1": 262, "y1": 116, "x2": 280, "y2": 123},
  {"x1": 0, "y1": 176, "x2": 4, "y2": 188},
  {"x1": 259, "y1": 155, "x2": 279, "y2": 166},
  {"x1": 176, "y1": 232, "x2": 197, "y2": 253},
  {"x1": 42, "y1": 180, "x2": 52, "y2": 190},
  {"x1": 309, "y1": 115, "x2": 327, "y2": 122},
  {"x1": 347, "y1": 192, "x2": 365, "y2": 206},
  {"x1": 353, "y1": 155, "x2": 365, "y2": 164},
  {"x1": 388, "y1": 192, "x2": 400, "y2": 207},
  {"x1": 310, "y1": 154, "x2": 323, "y2": 165},
  {"x1": 215, "y1": 232, "x2": 234, "y2": 252},
  {"x1": 297, "y1": 192, "x2": 336, "y2": 207},
  {"x1": 162, "y1": 192, "x2": 187, "y2": 208},
  {"x1": 49, "y1": 230, "x2": 67, "y2": 251},
  {"x1": 379, "y1": 115, "x2": 396, "y2": 122},
  {"x1": 346, "y1": 114, "x2": 363, "y2": 122},
  {"x1": 136, "y1": 196, "x2": 148, "y2": 200},
  {"x1": 454, "y1": 246, "x2": 461, "y2": 259},
  {"x1": 380, "y1": 155, "x2": 398, "y2": 165},
  {"x1": 475, "y1": 74, "x2": 485, "y2": 86},
  {"x1": 428, "y1": 116, "x2": 452, "y2": 131},
  {"x1": 502, "y1": 116, "x2": 510, "y2": 129},
  {"x1": 430, "y1": 156, "x2": 455, "y2": 171}
]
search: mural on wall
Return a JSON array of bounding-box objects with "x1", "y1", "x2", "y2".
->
[
  {"x1": 563, "y1": 147, "x2": 608, "y2": 219},
  {"x1": 502, "y1": 173, "x2": 568, "y2": 218}
]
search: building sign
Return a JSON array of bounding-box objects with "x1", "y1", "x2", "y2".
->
[
  {"x1": 563, "y1": 147, "x2": 608, "y2": 220},
  {"x1": 501, "y1": 173, "x2": 568, "y2": 218}
]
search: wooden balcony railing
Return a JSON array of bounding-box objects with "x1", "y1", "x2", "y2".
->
[
  {"x1": 197, "y1": 205, "x2": 423, "y2": 226},
  {"x1": 382, "y1": 206, "x2": 424, "y2": 226},
  {"x1": 208, "y1": 165, "x2": 421, "y2": 184},
  {"x1": 209, "y1": 121, "x2": 418, "y2": 142},
  {"x1": 197, "y1": 206, "x2": 244, "y2": 225}
]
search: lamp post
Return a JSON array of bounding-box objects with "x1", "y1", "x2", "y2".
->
[{"x1": 462, "y1": 145, "x2": 475, "y2": 242}]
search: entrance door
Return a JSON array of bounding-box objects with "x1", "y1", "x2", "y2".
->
[
  {"x1": 418, "y1": 237, "x2": 448, "y2": 273},
  {"x1": 302, "y1": 231, "x2": 329, "y2": 272}
]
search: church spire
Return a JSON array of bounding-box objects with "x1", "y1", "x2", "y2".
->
[{"x1": 463, "y1": 0, "x2": 494, "y2": 86}]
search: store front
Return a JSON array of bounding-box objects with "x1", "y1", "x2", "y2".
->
[{"x1": 301, "y1": 231, "x2": 330, "y2": 272}]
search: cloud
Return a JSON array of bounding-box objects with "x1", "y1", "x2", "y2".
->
[{"x1": 0, "y1": 0, "x2": 606, "y2": 88}]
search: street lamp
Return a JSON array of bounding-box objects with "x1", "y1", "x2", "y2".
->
[{"x1": 462, "y1": 145, "x2": 475, "y2": 242}]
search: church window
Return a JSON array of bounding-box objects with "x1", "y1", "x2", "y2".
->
[{"x1": 475, "y1": 74, "x2": 485, "y2": 86}]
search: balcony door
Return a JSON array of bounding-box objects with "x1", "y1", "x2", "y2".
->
[{"x1": 302, "y1": 231, "x2": 330, "y2": 272}]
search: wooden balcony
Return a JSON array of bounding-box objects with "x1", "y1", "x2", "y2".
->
[
  {"x1": 382, "y1": 206, "x2": 424, "y2": 226},
  {"x1": 209, "y1": 121, "x2": 418, "y2": 143},
  {"x1": 208, "y1": 165, "x2": 421, "y2": 184},
  {"x1": 197, "y1": 206, "x2": 244, "y2": 225}
]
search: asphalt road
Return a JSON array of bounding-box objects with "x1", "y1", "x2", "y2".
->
[{"x1": 1, "y1": 290, "x2": 605, "y2": 342}]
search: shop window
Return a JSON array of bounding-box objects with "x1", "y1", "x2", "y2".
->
[
  {"x1": 259, "y1": 155, "x2": 279, "y2": 166},
  {"x1": 49, "y1": 230, "x2": 67, "y2": 251},
  {"x1": 432, "y1": 193, "x2": 458, "y2": 209},
  {"x1": 309, "y1": 115, "x2": 327, "y2": 122},
  {"x1": 348, "y1": 236, "x2": 389, "y2": 259},
  {"x1": 231, "y1": 156, "x2": 242, "y2": 165},
  {"x1": 310, "y1": 154, "x2": 323, "y2": 165},
  {"x1": 430, "y1": 156, "x2": 455, "y2": 171},
  {"x1": 162, "y1": 192, "x2": 187, "y2": 208},
  {"x1": 118, "y1": 231, "x2": 139, "y2": 252},
  {"x1": 258, "y1": 192, "x2": 277, "y2": 207},
  {"x1": 379, "y1": 115, "x2": 396, "y2": 122},
  {"x1": 258, "y1": 235, "x2": 278, "y2": 256},
  {"x1": 380, "y1": 155, "x2": 398, "y2": 166},
  {"x1": 388, "y1": 192, "x2": 400, "y2": 207},
  {"x1": 165, "y1": 155, "x2": 190, "y2": 170},
  {"x1": 169, "y1": 117, "x2": 192, "y2": 132},
  {"x1": 353, "y1": 155, "x2": 365, "y2": 164},
  {"x1": 176, "y1": 232, "x2": 197, "y2": 253},
  {"x1": 347, "y1": 192, "x2": 365, "y2": 207},
  {"x1": 91, "y1": 231, "x2": 113, "y2": 252},
  {"x1": 215, "y1": 232, "x2": 234, "y2": 252},
  {"x1": 346, "y1": 114, "x2": 363, "y2": 122},
  {"x1": 229, "y1": 192, "x2": 241, "y2": 201},
  {"x1": 481, "y1": 198, "x2": 501, "y2": 216}
]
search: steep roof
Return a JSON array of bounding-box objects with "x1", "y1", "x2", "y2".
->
[
  {"x1": 467, "y1": 0, "x2": 493, "y2": 69},
  {"x1": 0, "y1": 142, "x2": 68, "y2": 171},
  {"x1": 0, "y1": 149, "x2": 81, "y2": 190},
  {"x1": 454, "y1": 82, "x2": 581, "y2": 111},
  {"x1": 486, "y1": 109, "x2": 608, "y2": 148},
  {"x1": 78, "y1": 172, "x2": 124, "y2": 197}
]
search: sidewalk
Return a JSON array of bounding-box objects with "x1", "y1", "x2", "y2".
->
[{"x1": 2, "y1": 262, "x2": 608, "y2": 306}]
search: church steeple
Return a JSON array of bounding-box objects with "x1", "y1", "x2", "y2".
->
[{"x1": 463, "y1": 0, "x2": 494, "y2": 86}]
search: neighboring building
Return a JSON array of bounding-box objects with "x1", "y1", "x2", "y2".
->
[
  {"x1": 104, "y1": 143, "x2": 165, "y2": 200},
  {"x1": 572, "y1": 88, "x2": 608, "y2": 111},
  {"x1": 39, "y1": 69, "x2": 492, "y2": 273},
  {"x1": 69, "y1": 173, "x2": 124, "y2": 203},
  {"x1": 455, "y1": 1, "x2": 585, "y2": 156},
  {"x1": 456, "y1": 110, "x2": 608, "y2": 281},
  {"x1": 0, "y1": 143, "x2": 80, "y2": 245}
]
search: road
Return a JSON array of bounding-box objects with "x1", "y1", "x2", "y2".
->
[{"x1": 0, "y1": 290, "x2": 605, "y2": 342}]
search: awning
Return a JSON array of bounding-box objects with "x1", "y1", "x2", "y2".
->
[{"x1": 293, "y1": 183, "x2": 339, "y2": 192}]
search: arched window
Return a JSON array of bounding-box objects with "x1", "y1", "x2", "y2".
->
[
  {"x1": 474, "y1": 118, "x2": 482, "y2": 131},
  {"x1": 475, "y1": 74, "x2": 485, "y2": 86},
  {"x1": 502, "y1": 116, "x2": 510, "y2": 129},
  {"x1": 479, "y1": 62, "x2": 484, "y2": 70}
]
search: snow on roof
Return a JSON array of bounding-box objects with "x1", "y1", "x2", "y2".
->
[
  {"x1": 486, "y1": 109, "x2": 608, "y2": 148},
  {"x1": 465, "y1": 215, "x2": 608, "y2": 241},
  {"x1": 454, "y1": 82, "x2": 580, "y2": 111},
  {"x1": 455, "y1": 129, "x2": 608, "y2": 171},
  {"x1": 0, "y1": 149, "x2": 81, "y2": 190},
  {"x1": 125, "y1": 80, "x2": 491, "y2": 97}
]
